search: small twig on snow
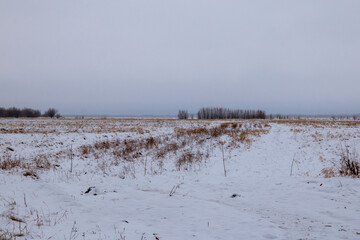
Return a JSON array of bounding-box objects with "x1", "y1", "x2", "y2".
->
[
  {"x1": 220, "y1": 141, "x2": 227, "y2": 177},
  {"x1": 169, "y1": 184, "x2": 180, "y2": 197},
  {"x1": 290, "y1": 153, "x2": 296, "y2": 176}
]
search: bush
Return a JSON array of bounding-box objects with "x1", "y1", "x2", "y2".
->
[
  {"x1": 178, "y1": 110, "x2": 189, "y2": 119},
  {"x1": 339, "y1": 145, "x2": 359, "y2": 177},
  {"x1": 44, "y1": 108, "x2": 58, "y2": 118},
  {"x1": 20, "y1": 108, "x2": 41, "y2": 118}
]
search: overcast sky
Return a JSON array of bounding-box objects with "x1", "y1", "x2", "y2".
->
[{"x1": 1, "y1": 0, "x2": 359, "y2": 116}]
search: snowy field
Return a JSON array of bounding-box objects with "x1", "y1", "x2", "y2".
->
[{"x1": 0, "y1": 118, "x2": 360, "y2": 240}]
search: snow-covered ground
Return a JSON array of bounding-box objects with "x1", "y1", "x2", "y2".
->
[{"x1": 0, "y1": 118, "x2": 359, "y2": 240}]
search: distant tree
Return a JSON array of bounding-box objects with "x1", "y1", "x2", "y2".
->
[
  {"x1": 44, "y1": 108, "x2": 58, "y2": 118},
  {"x1": 197, "y1": 107, "x2": 266, "y2": 119},
  {"x1": 0, "y1": 106, "x2": 41, "y2": 118},
  {"x1": 6, "y1": 107, "x2": 21, "y2": 118},
  {"x1": 178, "y1": 110, "x2": 189, "y2": 119},
  {"x1": 0, "y1": 107, "x2": 5, "y2": 117},
  {"x1": 21, "y1": 108, "x2": 41, "y2": 118}
]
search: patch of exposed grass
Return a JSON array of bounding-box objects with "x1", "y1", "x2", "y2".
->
[
  {"x1": 0, "y1": 154, "x2": 52, "y2": 175},
  {"x1": 76, "y1": 121, "x2": 269, "y2": 175}
]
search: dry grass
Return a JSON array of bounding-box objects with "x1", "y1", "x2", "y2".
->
[
  {"x1": 320, "y1": 144, "x2": 360, "y2": 178},
  {"x1": 339, "y1": 145, "x2": 359, "y2": 177},
  {"x1": 322, "y1": 168, "x2": 336, "y2": 178},
  {"x1": 270, "y1": 119, "x2": 360, "y2": 128},
  {"x1": 0, "y1": 118, "x2": 158, "y2": 134},
  {"x1": 290, "y1": 128, "x2": 303, "y2": 133},
  {"x1": 230, "y1": 128, "x2": 269, "y2": 144},
  {"x1": 0, "y1": 154, "x2": 52, "y2": 174},
  {"x1": 0, "y1": 156, "x2": 22, "y2": 170},
  {"x1": 0, "y1": 197, "x2": 68, "y2": 240},
  {"x1": 0, "y1": 118, "x2": 270, "y2": 177},
  {"x1": 176, "y1": 151, "x2": 203, "y2": 170},
  {"x1": 74, "y1": 121, "x2": 269, "y2": 174},
  {"x1": 311, "y1": 131, "x2": 324, "y2": 142}
]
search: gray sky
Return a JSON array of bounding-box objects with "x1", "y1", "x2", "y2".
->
[{"x1": 1, "y1": 0, "x2": 359, "y2": 116}]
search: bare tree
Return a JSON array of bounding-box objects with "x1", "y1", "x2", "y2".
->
[
  {"x1": 197, "y1": 107, "x2": 266, "y2": 119},
  {"x1": 0, "y1": 107, "x2": 5, "y2": 117},
  {"x1": 44, "y1": 108, "x2": 58, "y2": 118},
  {"x1": 178, "y1": 110, "x2": 189, "y2": 119},
  {"x1": 21, "y1": 108, "x2": 41, "y2": 118}
]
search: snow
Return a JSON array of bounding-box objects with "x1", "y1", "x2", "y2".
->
[{"x1": 0, "y1": 118, "x2": 359, "y2": 239}]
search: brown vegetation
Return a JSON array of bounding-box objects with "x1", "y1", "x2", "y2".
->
[
  {"x1": 0, "y1": 118, "x2": 270, "y2": 177},
  {"x1": 0, "y1": 154, "x2": 52, "y2": 173},
  {"x1": 270, "y1": 119, "x2": 360, "y2": 128},
  {"x1": 75, "y1": 121, "x2": 269, "y2": 174},
  {"x1": 339, "y1": 146, "x2": 359, "y2": 177}
]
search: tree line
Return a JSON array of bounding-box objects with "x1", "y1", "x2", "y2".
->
[
  {"x1": 178, "y1": 107, "x2": 266, "y2": 119},
  {"x1": 0, "y1": 107, "x2": 60, "y2": 118},
  {"x1": 197, "y1": 107, "x2": 266, "y2": 119}
]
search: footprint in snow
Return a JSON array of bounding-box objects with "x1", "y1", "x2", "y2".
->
[{"x1": 263, "y1": 233, "x2": 278, "y2": 239}]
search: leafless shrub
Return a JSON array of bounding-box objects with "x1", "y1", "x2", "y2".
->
[
  {"x1": 178, "y1": 110, "x2": 189, "y2": 119},
  {"x1": 339, "y1": 145, "x2": 359, "y2": 177},
  {"x1": 43, "y1": 108, "x2": 59, "y2": 118}
]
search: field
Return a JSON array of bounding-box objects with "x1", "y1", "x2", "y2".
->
[{"x1": 0, "y1": 118, "x2": 360, "y2": 240}]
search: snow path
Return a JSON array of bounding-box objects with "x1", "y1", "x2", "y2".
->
[{"x1": 1, "y1": 123, "x2": 360, "y2": 239}]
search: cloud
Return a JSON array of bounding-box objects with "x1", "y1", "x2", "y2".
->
[{"x1": 1, "y1": 0, "x2": 359, "y2": 115}]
